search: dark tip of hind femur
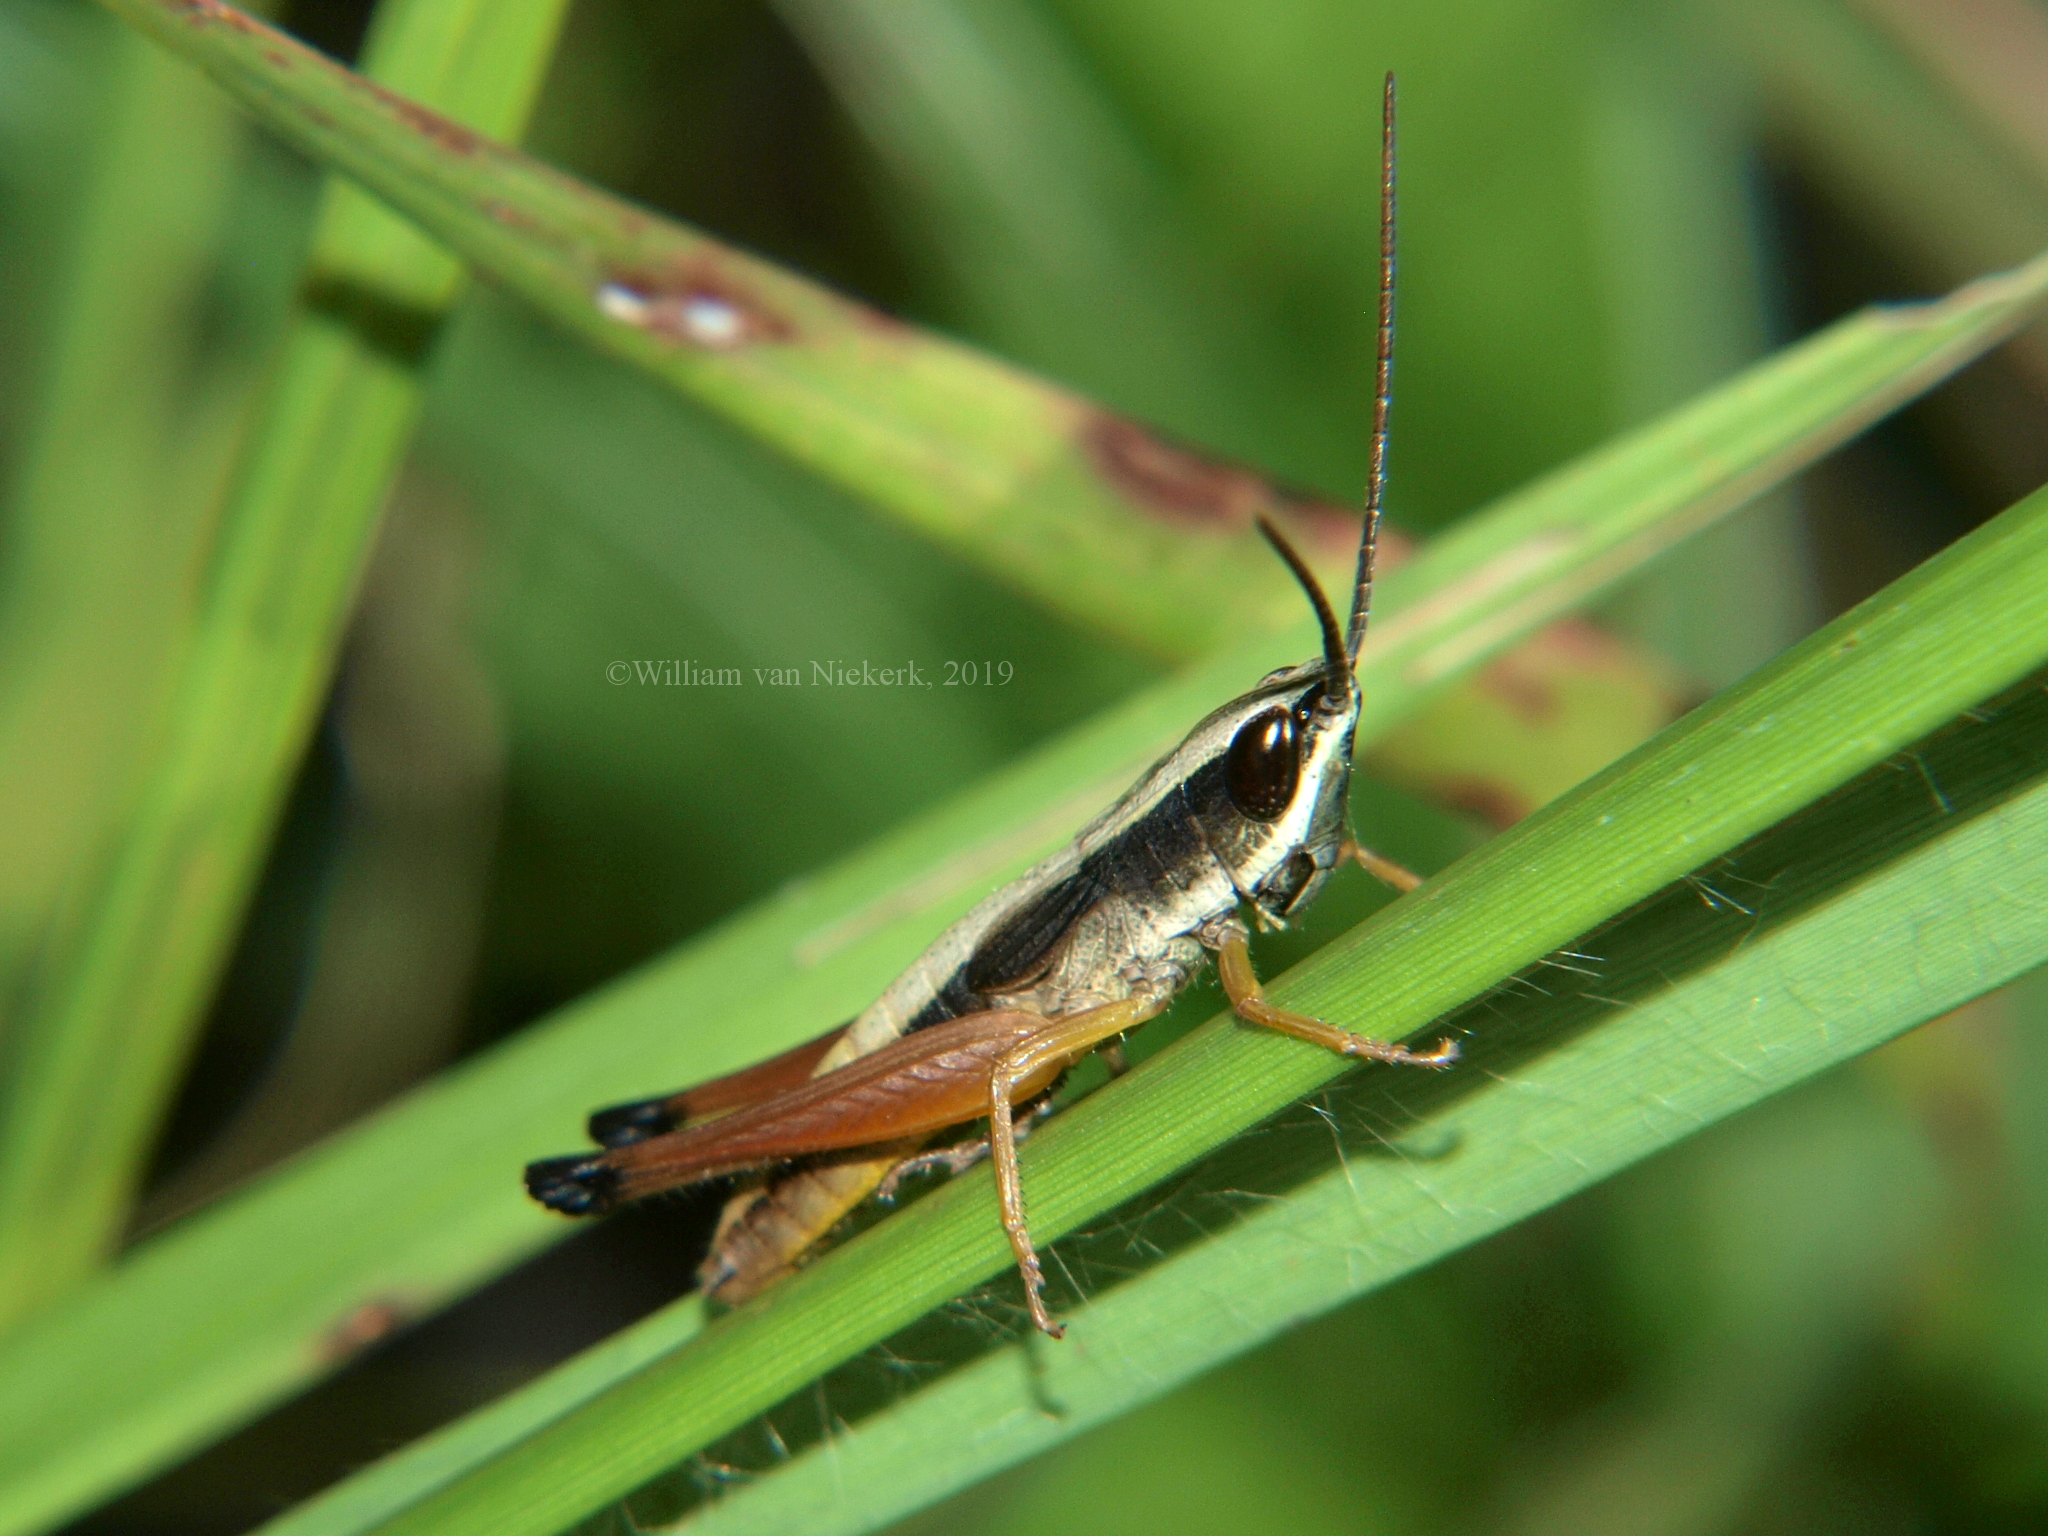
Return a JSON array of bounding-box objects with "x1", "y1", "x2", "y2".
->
[
  {"x1": 524, "y1": 1153, "x2": 621, "y2": 1216},
  {"x1": 588, "y1": 1099, "x2": 678, "y2": 1149}
]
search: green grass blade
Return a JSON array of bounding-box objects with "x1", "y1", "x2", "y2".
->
[
  {"x1": 0, "y1": 253, "x2": 2043, "y2": 1534},
  {"x1": 250, "y1": 480, "x2": 2048, "y2": 1536},
  {"x1": 270, "y1": 1296, "x2": 714, "y2": 1536},
  {"x1": 0, "y1": 0, "x2": 573, "y2": 1327},
  {"x1": 0, "y1": 13, "x2": 259, "y2": 1168},
  {"x1": 675, "y1": 687, "x2": 2048, "y2": 1536}
]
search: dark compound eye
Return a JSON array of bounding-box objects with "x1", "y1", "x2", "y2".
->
[{"x1": 1224, "y1": 706, "x2": 1300, "y2": 822}]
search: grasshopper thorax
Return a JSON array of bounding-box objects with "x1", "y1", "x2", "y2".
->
[{"x1": 1176, "y1": 651, "x2": 1359, "y2": 928}]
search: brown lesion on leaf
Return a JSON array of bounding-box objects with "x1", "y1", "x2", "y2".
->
[
  {"x1": 852, "y1": 300, "x2": 915, "y2": 337},
  {"x1": 1079, "y1": 412, "x2": 1410, "y2": 569},
  {"x1": 1522, "y1": 615, "x2": 1636, "y2": 668},
  {"x1": 1085, "y1": 414, "x2": 1287, "y2": 526},
  {"x1": 1421, "y1": 776, "x2": 1533, "y2": 830},
  {"x1": 179, "y1": 1, "x2": 488, "y2": 156},
  {"x1": 481, "y1": 198, "x2": 544, "y2": 236},
  {"x1": 595, "y1": 257, "x2": 798, "y2": 351},
  {"x1": 317, "y1": 1296, "x2": 413, "y2": 1365},
  {"x1": 1475, "y1": 653, "x2": 1562, "y2": 726},
  {"x1": 609, "y1": 204, "x2": 653, "y2": 241},
  {"x1": 175, "y1": 0, "x2": 263, "y2": 36},
  {"x1": 369, "y1": 82, "x2": 484, "y2": 157},
  {"x1": 1488, "y1": 617, "x2": 1697, "y2": 722}
]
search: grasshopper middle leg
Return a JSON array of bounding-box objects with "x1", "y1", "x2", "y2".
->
[
  {"x1": 875, "y1": 1095, "x2": 1056, "y2": 1204},
  {"x1": 985, "y1": 995, "x2": 1168, "y2": 1338}
]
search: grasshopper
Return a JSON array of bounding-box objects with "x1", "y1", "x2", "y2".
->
[{"x1": 525, "y1": 76, "x2": 1455, "y2": 1338}]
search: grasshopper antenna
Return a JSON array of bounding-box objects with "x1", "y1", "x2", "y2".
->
[
  {"x1": 1256, "y1": 517, "x2": 1346, "y2": 697},
  {"x1": 1347, "y1": 70, "x2": 1397, "y2": 669}
]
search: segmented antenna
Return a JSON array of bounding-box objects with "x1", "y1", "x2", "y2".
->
[
  {"x1": 1346, "y1": 71, "x2": 1397, "y2": 667},
  {"x1": 1256, "y1": 517, "x2": 1346, "y2": 695}
]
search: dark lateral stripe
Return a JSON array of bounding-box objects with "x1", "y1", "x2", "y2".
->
[{"x1": 963, "y1": 859, "x2": 1113, "y2": 997}]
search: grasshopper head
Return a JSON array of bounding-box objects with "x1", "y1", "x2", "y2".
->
[{"x1": 1176, "y1": 516, "x2": 1378, "y2": 925}]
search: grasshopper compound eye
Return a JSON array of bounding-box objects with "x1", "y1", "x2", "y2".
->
[{"x1": 1225, "y1": 706, "x2": 1301, "y2": 821}]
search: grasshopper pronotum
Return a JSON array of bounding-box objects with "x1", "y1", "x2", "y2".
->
[{"x1": 526, "y1": 75, "x2": 1456, "y2": 1338}]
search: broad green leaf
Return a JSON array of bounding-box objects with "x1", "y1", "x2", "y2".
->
[
  {"x1": 0, "y1": 247, "x2": 2041, "y2": 1524},
  {"x1": 248, "y1": 482, "x2": 2048, "y2": 1536},
  {"x1": 0, "y1": 0, "x2": 573, "y2": 1328}
]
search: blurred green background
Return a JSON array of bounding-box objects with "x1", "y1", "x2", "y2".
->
[{"x1": 4, "y1": 0, "x2": 2048, "y2": 1531}]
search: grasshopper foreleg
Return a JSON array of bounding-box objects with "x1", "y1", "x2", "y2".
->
[
  {"x1": 1216, "y1": 927, "x2": 1458, "y2": 1067},
  {"x1": 1339, "y1": 837, "x2": 1424, "y2": 894}
]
